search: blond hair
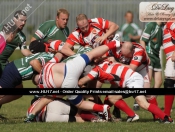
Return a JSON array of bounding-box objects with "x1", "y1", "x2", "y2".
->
[
  {"x1": 76, "y1": 14, "x2": 88, "y2": 23},
  {"x1": 57, "y1": 8, "x2": 69, "y2": 17}
]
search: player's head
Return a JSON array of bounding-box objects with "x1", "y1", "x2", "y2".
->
[
  {"x1": 121, "y1": 41, "x2": 134, "y2": 58},
  {"x1": 13, "y1": 10, "x2": 27, "y2": 30},
  {"x1": 56, "y1": 8, "x2": 69, "y2": 29},
  {"x1": 2, "y1": 24, "x2": 18, "y2": 42},
  {"x1": 125, "y1": 11, "x2": 133, "y2": 24},
  {"x1": 76, "y1": 14, "x2": 89, "y2": 33},
  {"x1": 29, "y1": 40, "x2": 48, "y2": 53}
]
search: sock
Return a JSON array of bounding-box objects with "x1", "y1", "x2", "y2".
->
[
  {"x1": 114, "y1": 99, "x2": 135, "y2": 117},
  {"x1": 148, "y1": 103, "x2": 166, "y2": 120},
  {"x1": 104, "y1": 96, "x2": 113, "y2": 107},
  {"x1": 93, "y1": 104, "x2": 104, "y2": 112},
  {"x1": 105, "y1": 41, "x2": 116, "y2": 49},
  {"x1": 164, "y1": 95, "x2": 174, "y2": 116},
  {"x1": 147, "y1": 97, "x2": 159, "y2": 119},
  {"x1": 80, "y1": 111, "x2": 97, "y2": 121},
  {"x1": 97, "y1": 96, "x2": 103, "y2": 104}
]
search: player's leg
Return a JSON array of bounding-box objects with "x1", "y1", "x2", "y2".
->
[
  {"x1": 146, "y1": 64, "x2": 160, "y2": 121},
  {"x1": 0, "y1": 95, "x2": 22, "y2": 105},
  {"x1": 153, "y1": 71, "x2": 162, "y2": 88},
  {"x1": 44, "y1": 99, "x2": 84, "y2": 122},
  {"x1": 108, "y1": 84, "x2": 122, "y2": 121},
  {"x1": 164, "y1": 58, "x2": 175, "y2": 117},
  {"x1": 133, "y1": 65, "x2": 150, "y2": 110},
  {"x1": 68, "y1": 95, "x2": 111, "y2": 121},
  {"x1": 24, "y1": 96, "x2": 55, "y2": 123},
  {"x1": 86, "y1": 40, "x2": 117, "y2": 61},
  {"x1": 0, "y1": 62, "x2": 22, "y2": 107},
  {"x1": 108, "y1": 95, "x2": 139, "y2": 122},
  {"x1": 164, "y1": 78, "x2": 175, "y2": 116},
  {"x1": 135, "y1": 95, "x2": 173, "y2": 123},
  {"x1": 148, "y1": 66, "x2": 153, "y2": 87},
  {"x1": 152, "y1": 57, "x2": 162, "y2": 88},
  {"x1": 62, "y1": 41, "x2": 117, "y2": 88}
]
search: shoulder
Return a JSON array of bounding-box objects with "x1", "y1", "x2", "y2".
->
[
  {"x1": 145, "y1": 22, "x2": 155, "y2": 28},
  {"x1": 39, "y1": 20, "x2": 55, "y2": 27}
]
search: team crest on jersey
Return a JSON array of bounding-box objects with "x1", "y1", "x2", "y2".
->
[
  {"x1": 153, "y1": 37, "x2": 157, "y2": 42},
  {"x1": 92, "y1": 29, "x2": 97, "y2": 34},
  {"x1": 134, "y1": 56, "x2": 138, "y2": 60}
]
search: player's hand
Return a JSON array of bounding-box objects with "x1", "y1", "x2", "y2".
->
[
  {"x1": 107, "y1": 34, "x2": 115, "y2": 41},
  {"x1": 48, "y1": 48, "x2": 57, "y2": 54},
  {"x1": 171, "y1": 51, "x2": 175, "y2": 62},
  {"x1": 128, "y1": 34, "x2": 133, "y2": 39},
  {"x1": 107, "y1": 57, "x2": 117, "y2": 63},
  {"x1": 95, "y1": 36, "x2": 106, "y2": 44}
]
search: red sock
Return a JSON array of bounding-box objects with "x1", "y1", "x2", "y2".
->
[
  {"x1": 93, "y1": 104, "x2": 103, "y2": 112},
  {"x1": 105, "y1": 41, "x2": 116, "y2": 49},
  {"x1": 164, "y1": 95, "x2": 174, "y2": 116},
  {"x1": 104, "y1": 96, "x2": 113, "y2": 107},
  {"x1": 80, "y1": 111, "x2": 97, "y2": 121},
  {"x1": 148, "y1": 104, "x2": 166, "y2": 120},
  {"x1": 114, "y1": 99, "x2": 135, "y2": 117},
  {"x1": 147, "y1": 97, "x2": 159, "y2": 119}
]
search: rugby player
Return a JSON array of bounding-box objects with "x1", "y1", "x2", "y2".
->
[
  {"x1": 140, "y1": 22, "x2": 163, "y2": 89},
  {"x1": 61, "y1": 14, "x2": 119, "y2": 56},
  {"x1": 105, "y1": 40, "x2": 152, "y2": 111},
  {"x1": 0, "y1": 24, "x2": 17, "y2": 54},
  {"x1": 118, "y1": 11, "x2": 142, "y2": 42},
  {"x1": 27, "y1": 98, "x2": 107, "y2": 123},
  {"x1": 78, "y1": 60, "x2": 174, "y2": 123},
  {"x1": 31, "y1": 9, "x2": 69, "y2": 43},
  {"x1": 162, "y1": 22, "x2": 175, "y2": 117},
  {"x1": 0, "y1": 10, "x2": 32, "y2": 76}
]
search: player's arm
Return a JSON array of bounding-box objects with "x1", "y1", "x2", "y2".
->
[
  {"x1": 96, "y1": 20, "x2": 119, "y2": 44},
  {"x1": 20, "y1": 40, "x2": 33, "y2": 56},
  {"x1": 60, "y1": 42, "x2": 75, "y2": 56},
  {"x1": 31, "y1": 21, "x2": 51, "y2": 42},
  {"x1": 30, "y1": 59, "x2": 42, "y2": 73},
  {"x1": 129, "y1": 26, "x2": 142, "y2": 41},
  {"x1": 21, "y1": 49, "x2": 33, "y2": 56},
  {"x1": 78, "y1": 76, "x2": 92, "y2": 88},
  {"x1": 140, "y1": 23, "x2": 153, "y2": 48},
  {"x1": 60, "y1": 33, "x2": 78, "y2": 56}
]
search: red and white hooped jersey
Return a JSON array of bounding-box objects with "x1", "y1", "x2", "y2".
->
[
  {"x1": 106, "y1": 42, "x2": 149, "y2": 67},
  {"x1": 47, "y1": 40, "x2": 65, "y2": 51},
  {"x1": 87, "y1": 61, "x2": 134, "y2": 87},
  {"x1": 66, "y1": 17, "x2": 109, "y2": 48},
  {"x1": 163, "y1": 22, "x2": 175, "y2": 60},
  {"x1": 27, "y1": 98, "x2": 46, "y2": 122},
  {"x1": 38, "y1": 57, "x2": 59, "y2": 87}
]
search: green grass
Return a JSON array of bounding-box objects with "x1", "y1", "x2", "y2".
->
[
  {"x1": 1, "y1": 51, "x2": 175, "y2": 132},
  {"x1": 1, "y1": 93, "x2": 175, "y2": 132}
]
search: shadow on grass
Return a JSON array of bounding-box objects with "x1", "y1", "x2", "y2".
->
[{"x1": 0, "y1": 115, "x2": 26, "y2": 124}]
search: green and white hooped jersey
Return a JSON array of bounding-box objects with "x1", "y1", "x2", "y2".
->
[
  {"x1": 119, "y1": 23, "x2": 142, "y2": 41},
  {"x1": 62, "y1": 46, "x2": 93, "y2": 63},
  {"x1": 33, "y1": 20, "x2": 69, "y2": 43},
  {"x1": 13, "y1": 52, "x2": 54, "y2": 80},
  {"x1": 140, "y1": 22, "x2": 163, "y2": 56}
]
